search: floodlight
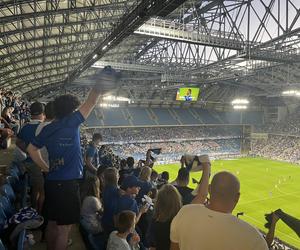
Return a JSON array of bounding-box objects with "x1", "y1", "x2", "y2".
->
[
  {"x1": 103, "y1": 95, "x2": 131, "y2": 102},
  {"x1": 282, "y1": 90, "x2": 300, "y2": 96},
  {"x1": 99, "y1": 103, "x2": 119, "y2": 108},
  {"x1": 233, "y1": 105, "x2": 247, "y2": 110},
  {"x1": 231, "y1": 98, "x2": 249, "y2": 105}
]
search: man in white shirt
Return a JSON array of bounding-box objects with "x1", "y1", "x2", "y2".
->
[{"x1": 170, "y1": 171, "x2": 268, "y2": 250}]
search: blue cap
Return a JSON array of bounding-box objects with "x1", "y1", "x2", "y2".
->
[{"x1": 121, "y1": 175, "x2": 142, "y2": 190}]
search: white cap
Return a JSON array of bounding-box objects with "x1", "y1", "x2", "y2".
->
[{"x1": 198, "y1": 154, "x2": 210, "y2": 164}]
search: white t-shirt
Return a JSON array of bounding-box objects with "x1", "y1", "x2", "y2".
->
[
  {"x1": 35, "y1": 121, "x2": 51, "y2": 166},
  {"x1": 106, "y1": 231, "x2": 131, "y2": 250},
  {"x1": 80, "y1": 196, "x2": 103, "y2": 234},
  {"x1": 170, "y1": 204, "x2": 268, "y2": 250}
]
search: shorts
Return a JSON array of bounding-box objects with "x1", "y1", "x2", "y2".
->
[
  {"x1": 45, "y1": 179, "x2": 81, "y2": 225},
  {"x1": 25, "y1": 162, "x2": 44, "y2": 189}
]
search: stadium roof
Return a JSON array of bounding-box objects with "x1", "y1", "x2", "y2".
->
[{"x1": 1, "y1": 0, "x2": 300, "y2": 104}]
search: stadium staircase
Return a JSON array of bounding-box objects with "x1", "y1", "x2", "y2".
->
[
  {"x1": 146, "y1": 108, "x2": 159, "y2": 125},
  {"x1": 189, "y1": 109, "x2": 204, "y2": 123},
  {"x1": 168, "y1": 108, "x2": 183, "y2": 125},
  {"x1": 122, "y1": 109, "x2": 133, "y2": 126},
  {"x1": 95, "y1": 109, "x2": 104, "y2": 126},
  {"x1": 210, "y1": 111, "x2": 225, "y2": 124}
]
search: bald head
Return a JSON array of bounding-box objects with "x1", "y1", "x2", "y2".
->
[{"x1": 210, "y1": 171, "x2": 240, "y2": 204}]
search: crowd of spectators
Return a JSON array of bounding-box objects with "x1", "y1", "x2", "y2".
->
[
  {"x1": 111, "y1": 139, "x2": 241, "y2": 162},
  {"x1": 0, "y1": 80, "x2": 295, "y2": 250},
  {"x1": 0, "y1": 88, "x2": 30, "y2": 149},
  {"x1": 255, "y1": 106, "x2": 300, "y2": 136},
  {"x1": 87, "y1": 126, "x2": 242, "y2": 143},
  {"x1": 251, "y1": 135, "x2": 300, "y2": 163}
]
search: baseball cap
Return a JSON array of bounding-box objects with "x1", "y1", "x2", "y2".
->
[
  {"x1": 121, "y1": 175, "x2": 142, "y2": 190},
  {"x1": 30, "y1": 102, "x2": 44, "y2": 116}
]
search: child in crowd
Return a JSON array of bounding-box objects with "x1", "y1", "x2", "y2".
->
[
  {"x1": 107, "y1": 210, "x2": 140, "y2": 250},
  {"x1": 115, "y1": 175, "x2": 148, "y2": 224}
]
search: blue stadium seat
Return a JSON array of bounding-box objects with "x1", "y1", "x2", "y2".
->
[
  {"x1": 173, "y1": 109, "x2": 199, "y2": 124},
  {"x1": 17, "y1": 229, "x2": 26, "y2": 250},
  {"x1": 151, "y1": 108, "x2": 178, "y2": 125},
  {"x1": 0, "y1": 196, "x2": 14, "y2": 218},
  {"x1": 0, "y1": 206, "x2": 7, "y2": 233},
  {"x1": 5, "y1": 176, "x2": 18, "y2": 188},
  {"x1": 128, "y1": 108, "x2": 155, "y2": 126},
  {"x1": 0, "y1": 238, "x2": 5, "y2": 250},
  {"x1": 1, "y1": 184, "x2": 16, "y2": 202}
]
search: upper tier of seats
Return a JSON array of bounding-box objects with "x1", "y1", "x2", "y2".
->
[{"x1": 86, "y1": 107, "x2": 263, "y2": 127}]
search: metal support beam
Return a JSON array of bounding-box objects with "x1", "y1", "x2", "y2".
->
[
  {"x1": 65, "y1": 0, "x2": 189, "y2": 86},
  {"x1": 135, "y1": 18, "x2": 244, "y2": 50}
]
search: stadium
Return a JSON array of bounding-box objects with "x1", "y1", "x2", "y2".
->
[{"x1": 1, "y1": 0, "x2": 300, "y2": 250}]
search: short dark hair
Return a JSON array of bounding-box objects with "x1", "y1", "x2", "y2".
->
[
  {"x1": 53, "y1": 94, "x2": 80, "y2": 119},
  {"x1": 45, "y1": 101, "x2": 55, "y2": 120},
  {"x1": 161, "y1": 171, "x2": 169, "y2": 181},
  {"x1": 30, "y1": 101, "x2": 44, "y2": 116},
  {"x1": 92, "y1": 133, "x2": 102, "y2": 142},
  {"x1": 177, "y1": 168, "x2": 189, "y2": 182},
  {"x1": 117, "y1": 211, "x2": 135, "y2": 234},
  {"x1": 126, "y1": 157, "x2": 134, "y2": 168},
  {"x1": 151, "y1": 170, "x2": 158, "y2": 178}
]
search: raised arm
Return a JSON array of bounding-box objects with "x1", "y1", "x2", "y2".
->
[
  {"x1": 265, "y1": 213, "x2": 280, "y2": 248},
  {"x1": 192, "y1": 161, "x2": 211, "y2": 204},
  {"x1": 79, "y1": 88, "x2": 102, "y2": 120}
]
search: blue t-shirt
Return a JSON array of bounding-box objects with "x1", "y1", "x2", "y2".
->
[
  {"x1": 102, "y1": 185, "x2": 119, "y2": 232},
  {"x1": 85, "y1": 144, "x2": 99, "y2": 168},
  {"x1": 17, "y1": 120, "x2": 41, "y2": 163},
  {"x1": 115, "y1": 194, "x2": 139, "y2": 216},
  {"x1": 31, "y1": 111, "x2": 85, "y2": 181}
]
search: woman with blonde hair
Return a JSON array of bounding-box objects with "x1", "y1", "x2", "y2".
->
[
  {"x1": 147, "y1": 184, "x2": 182, "y2": 250},
  {"x1": 136, "y1": 166, "x2": 152, "y2": 204}
]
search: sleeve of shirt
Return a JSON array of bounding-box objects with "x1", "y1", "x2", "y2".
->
[
  {"x1": 17, "y1": 126, "x2": 25, "y2": 140},
  {"x1": 131, "y1": 200, "x2": 139, "y2": 215},
  {"x1": 252, "y1": 232, "x2": 269, "y2": 250},
  {"x1": 170, "y1": 212, "x2": 180, "y2": 243},
  {"x1": 66, "y1": 111, "x2": 85, "y2": 127},
  {"x1": 30, "y1": 126, "x2": 47, "y2": 149},
  {"x1": 86, "y1": 146, "x2": 95, "y2": 159}
]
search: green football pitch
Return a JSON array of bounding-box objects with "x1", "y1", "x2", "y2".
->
[{"x1": 154, "y1": 157, "x2": 300, "y2": 249}]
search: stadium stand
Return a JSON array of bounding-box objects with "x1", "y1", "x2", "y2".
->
[
  {"x1": 101, "y1": 109, "x2": 130, "y2": 126},
  {"x1": 2, "y1": 1, "x2": 300, "y2": 249},
  {"x1": 251, "y1": 134, "x2": 300, "y2": 164},
  {"x1": 151, "y1": 108, "x2": 179, "y2": 125},
  {"x1": 86, "y1": 107, "x2": 264, "y2": 127},
  {"x1": 127, "y1": 108, "x2": 156, "y2": 126},
  {"x1": 172, "y1": 108, "x2": 200, "y2": 124},
  {"x1": 256, "y1": 106, "x2": 300, "y2": 136}
]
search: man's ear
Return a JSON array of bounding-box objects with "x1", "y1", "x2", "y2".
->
[{"x1": 235, "y1": 192, "x2": 240, "y2": 203}]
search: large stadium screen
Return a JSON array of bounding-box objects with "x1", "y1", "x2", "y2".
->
[{"x1": 176, "y1": 87, "x2": 200, "y2": 101}]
